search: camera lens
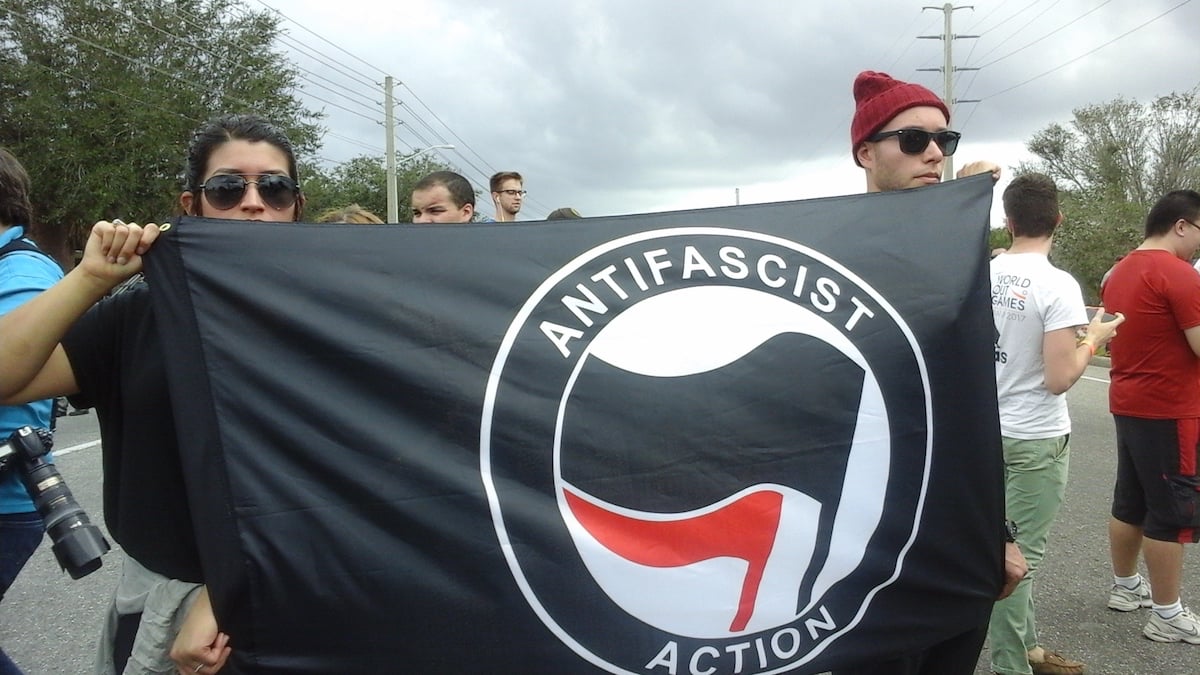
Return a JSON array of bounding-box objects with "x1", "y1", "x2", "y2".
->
[
  {"x1": 23, "y1": 461, "x2": 110, "y2": 578},
  {"x1": 6, "y1": 428, "x2": 110, "y2": 578}
]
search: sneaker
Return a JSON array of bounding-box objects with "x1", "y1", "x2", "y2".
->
[
  {"x1": 1143, "y1": 607, "x2": 1200, "y2": 644},
  {"x1": 1108, "y1": 576, "x2": 1152, "y2": 611}
]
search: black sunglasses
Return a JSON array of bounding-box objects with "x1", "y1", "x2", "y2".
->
[
  {"x1": 199, "y1": 174, "x2": 300, "y2": 211},
  {"x1": 867, "y1": 129, "x2": 961, "y2": 157}
]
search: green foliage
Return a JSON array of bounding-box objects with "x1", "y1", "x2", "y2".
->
[
  {"x1": 302, "y1": 154, "x2": 457, "y2": 223},
  {"x1": 1049, "y1": 192, "x2": 1143, "y2": 303},
  {"x1": 988, "y1": 227, "x2": 1010, "y2": 253},
  {"x1": 1021, "y1": 88, "x2": 1200, "y2": 302},
  {"x1": 301, "y1": 156, "x2": 388, "y2": 221},
  {"x1": 0, "y1": 0, "x2": 323, "y2": 249}
]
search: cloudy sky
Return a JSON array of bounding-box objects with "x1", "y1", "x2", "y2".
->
[{"x1": 257, "y1": 0, "x2": 1198, "y2": 224}]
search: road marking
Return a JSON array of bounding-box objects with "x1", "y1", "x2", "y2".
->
[
  {"x1": 1082, "y1": 375, "x2": 1110, "y2": 384},
  {"x1": 55, "y1": 439, "x2": 100, "y2": 456}
]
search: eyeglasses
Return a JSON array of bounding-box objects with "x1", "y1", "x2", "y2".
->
[
  {"x1": 867, "y1": 128, "x2": 961, "y2": 157},
  {"x1": 497, "y1": 189, "x2": 527, "y2": 197},
  {"x1": 1184, "y1": 219, "x2": 1200, "y2": 231},
  {"x1": 199, "y1": 174, "x2": 300, "y2": 211}
]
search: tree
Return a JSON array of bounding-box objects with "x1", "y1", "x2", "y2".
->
[
  {"x1": 988, "y1": 227, "x2": 1010, "y2": 253},
  {"x1": 0, "y1": 0, "x2": 323, "y2": 254},
  {"x1": 1021, "y1": 89, "x2": 1200, "y2": 302},
  {"x1": 301, "y1": 156, "x2": 389, "y2": 220},
  {"x1": 302, "y1": 154, "x2": 461, "y2": 223}
]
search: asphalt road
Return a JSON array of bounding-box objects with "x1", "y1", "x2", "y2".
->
[
  {"x1": 2, "y1": 364, "x2": 1198, "y2": 674},
  {"x1": 1, "y1": 411, "x2": 120, "y2": 675}
]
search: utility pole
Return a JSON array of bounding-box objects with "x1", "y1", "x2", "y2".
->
[
  {"x1": 918, "y1": 3, "x2": 979, "y2": 181},
  {"x1": 384, "y1": 76, "x2": 398, "y2": 223}
]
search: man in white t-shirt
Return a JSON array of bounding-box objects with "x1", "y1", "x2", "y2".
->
[{"x1": 989, "y1": 173, "x2": 1123, "y2": 675}]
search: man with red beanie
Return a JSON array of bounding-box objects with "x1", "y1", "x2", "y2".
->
[
  {"x1": 831, "y1": 70, "x2": 1025, "y2": 675},
  {"x1": 851, "y1": 70, "x2": 999, "y2": 192}
]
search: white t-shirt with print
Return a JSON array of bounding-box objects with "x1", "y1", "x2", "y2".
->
[{"x1": 991, "y1": 252, "x2": 1088, "y2": 439}]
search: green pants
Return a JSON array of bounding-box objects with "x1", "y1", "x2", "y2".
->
[{"x1": 988, "y1": 434, "x2": 1070, "y2": 675}]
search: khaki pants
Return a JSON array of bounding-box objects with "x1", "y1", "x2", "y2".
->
[{"x1": 94, "y1": 556, "x2": 202, "y2": 675}]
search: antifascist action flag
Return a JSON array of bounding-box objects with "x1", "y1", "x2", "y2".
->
[{"x1": 144, "y1": 175, "x2": 1003, "y2": 674}]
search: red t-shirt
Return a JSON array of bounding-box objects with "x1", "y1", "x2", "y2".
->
[{"x1": 1103, "y1": 249, "x2": 1200, "y2": 418}]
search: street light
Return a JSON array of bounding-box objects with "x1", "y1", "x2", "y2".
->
[{"x1": 386, "y1": 144, "x2": 455, "y2": 223}]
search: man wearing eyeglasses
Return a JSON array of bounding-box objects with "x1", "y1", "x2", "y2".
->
[
  {"x1": 832, "y1": 71, "x2": 1025, "y2": 675},
  {"x1": 1101, "y1": 190, "x2": 1200, "y2": 648},
  {"x1": 490, "y1": 171, "x2": 525, "y2": 222}
]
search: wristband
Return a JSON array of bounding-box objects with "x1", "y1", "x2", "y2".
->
[{"x1": 1080, "y1": 341, "x2": 1096, "y2": 357}]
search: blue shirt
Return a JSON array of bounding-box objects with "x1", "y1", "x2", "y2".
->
[{"x1": 0, "y1": 226, "x2": 63, "y2": 513}]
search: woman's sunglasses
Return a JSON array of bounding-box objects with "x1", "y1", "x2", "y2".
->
[
  {"x1": 867, "y1": 129, "x2": 961, "y2": 157},
  {"x1": 199, "y1": 174, "x2": 300, "y2": 211}
]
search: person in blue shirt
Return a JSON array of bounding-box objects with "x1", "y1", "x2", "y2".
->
[{"x1": 0, "y1": 146, "x2": 64, "y2": 675}]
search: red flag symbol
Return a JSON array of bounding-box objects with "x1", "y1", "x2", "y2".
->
[{"x1": 563, "y1": 487, "x2": 783, "y2": 632}]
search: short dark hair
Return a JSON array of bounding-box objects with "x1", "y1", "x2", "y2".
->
[
  {"x1": 184, "y1": 114, "x2": 303, "y2": 219},
  {"x1": 0, "y1": 147, "x2": 33, "y2": 227},
  {"x1": 490, "y1": 171, "x2": 522, "y2": 193},
  {"x1": 416, "y1": 171, "x2": 475, "y2": 208},
  {"x1": 1002, "y1": 173, "x2": 1059, "y2": 238},
  {"x1": 1144, "y1": 190, "x2": 1200, "y2": 238}
]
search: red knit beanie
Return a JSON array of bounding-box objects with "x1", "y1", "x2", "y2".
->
[{"x1": 851, "y1": 71, "x2": 949, "y2": 166}]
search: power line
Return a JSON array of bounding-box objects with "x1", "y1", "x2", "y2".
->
[
  {"x1": 397, "y1": 83, "x2": 502, "y2": 178},
  {"x1": 978, "y1": 1, "x2": 1116, "y2": 69},
  {"x1": 814, "y1": 11, "x2": 943, "y2": 167},
  {"x1": 978, "y1": 0, "x2": 1193, "y2": 101},
  {"x1": 166, "y1": 2, "x2": 379, "y2": 99},
  {"x1": 25, "y1": 61, "x2": 201, "y2": 126},
  {"x1": 962, "y1": 0, "x2": 1010, "y2": 33},
  {"x1": 972, "y1": 0, "x2": 1064, "y2": 63},
  {"x1": 253, "y1": 0, "x2": 389, "y2": 80},
  {"x1": 247, "y1": 2, "x2": 511, "y2": 205},
  {"x1": 956, "y1": 0, "x2": 1118, "y2": 131},
  {"x1": 327, "y1": 132, "x2": 385, "y2": 156},
  {"x1": 162, "y1": 3, "x2": 384, "y2": 119},
  {"x1": 9, "y1": 4, "x2": 397, "y2": 182},
  {"x1": 5, "y1": 7, "x2": 239, "y2": 107}
]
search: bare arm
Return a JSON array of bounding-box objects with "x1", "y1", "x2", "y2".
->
[
  {"x1": 998, "y1": 541, "x2": 1028, "y2": 600},
  {"x1": 1042, "y1": 308, "x2": 1124, "y2": 395},
  {"x1": 171, "y1": 586, "x2": 231, "y2": 674},
  {"x1": 0, "y1": 221, "x2": 159, "y2": 404}
]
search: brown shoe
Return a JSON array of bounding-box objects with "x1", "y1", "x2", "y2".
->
[{"x1": 1029, "y1": 650, "x2": 1084, "y2": 675}]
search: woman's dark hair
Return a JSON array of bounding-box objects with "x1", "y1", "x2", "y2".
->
[
  {"x1": 183, "y1": 114, "x2": 302, "y2": 218},
  {"x1": 0, "y1": 147, "x2": 33, "y2": 227}
]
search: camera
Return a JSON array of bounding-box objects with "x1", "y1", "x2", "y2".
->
[{"x1": 0, "y1": 426, "x2": 110, "y2": 579}]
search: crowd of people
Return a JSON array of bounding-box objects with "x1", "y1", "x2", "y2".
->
[{"x1": 0, "y1": 67, "x2": 1197, "y2": 675}]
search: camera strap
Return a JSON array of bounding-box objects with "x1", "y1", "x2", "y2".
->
[{"x1": 0, "y1": 236, "x2": 49, "y2": 261}]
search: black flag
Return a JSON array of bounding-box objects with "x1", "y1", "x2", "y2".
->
[{"x1": 145, "y1": 176, "x2": 1002, "y2": 674}]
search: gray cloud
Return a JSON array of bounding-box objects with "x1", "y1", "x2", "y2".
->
[{"x1": 269, "y1": 0, "x2": 1199, "y2": 219}]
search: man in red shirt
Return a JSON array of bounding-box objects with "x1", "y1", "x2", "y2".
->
[{"x1": 1102, "y1": 189, "x2": 1200, "y2": 644}]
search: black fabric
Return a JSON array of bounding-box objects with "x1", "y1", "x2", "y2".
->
[
  {"x1": 144, "y1": 176, "x2": 1004, "y2": 674},
  {"x1": 829, "y1": 619, "x2": 990, "y2": 675},
  {"x1": 0, "y1": 238, "x2": 45, "y2": 260},
  {"x1": 61, "y1": 285, "x2": 202, "y2": 582},
  {"x1": 112, "y1": 611, "x2": 142, "y2": 674}
]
